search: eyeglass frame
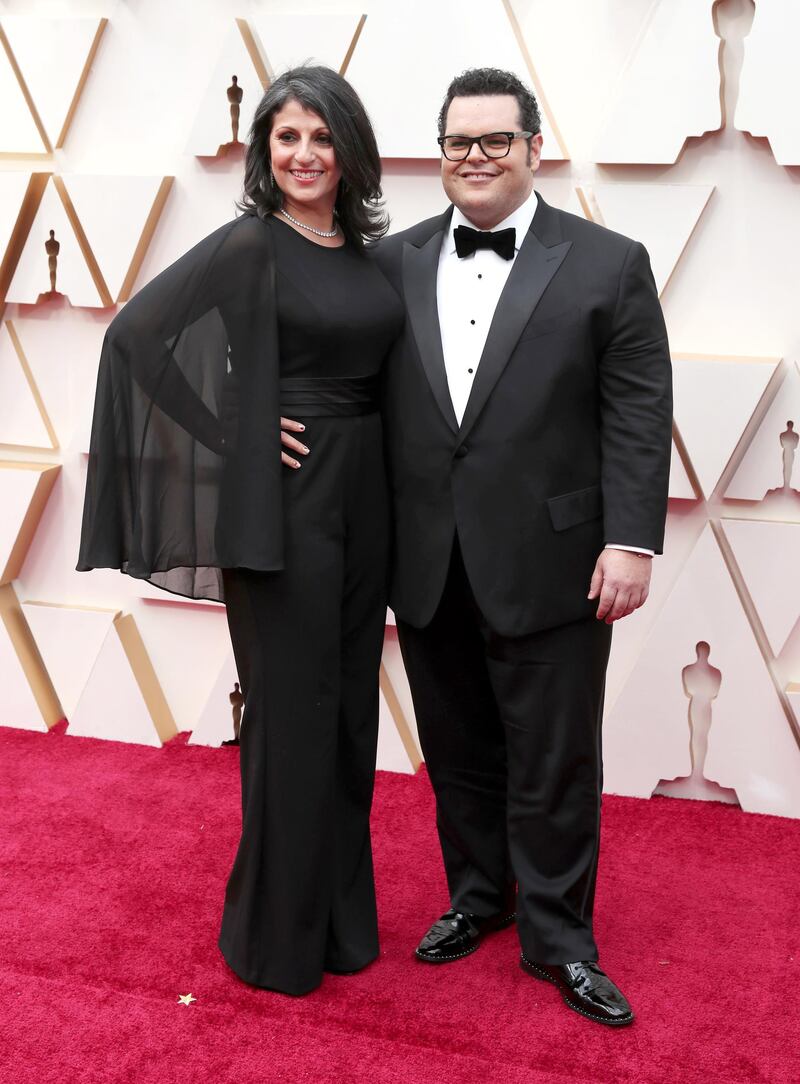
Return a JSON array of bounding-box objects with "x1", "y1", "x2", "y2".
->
[{"x1": 436, "y1": 130, "x2": 534, "y2": 161}]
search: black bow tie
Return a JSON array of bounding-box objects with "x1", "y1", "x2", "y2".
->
[{"x1": 454, "y1": 225, "x2": 516, "y2": 260}]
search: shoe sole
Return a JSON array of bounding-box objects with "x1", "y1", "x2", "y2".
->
[
  {"x1": 520, "y1": 956, "x2": 634, "y2": 1027},
  {"x1": 415, "y1": 912, "x2": 517, "y2": 964}
]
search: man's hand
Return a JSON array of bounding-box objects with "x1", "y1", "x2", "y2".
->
[
  {"x1": 281, "y1": 417, "x2": 308, "y2": 469},
  {"x1": 588, "y1": 549, "x2": 652, "y2": 624}
]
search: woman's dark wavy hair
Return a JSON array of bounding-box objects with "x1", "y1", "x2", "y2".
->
[{"x1": 238, "y1": 65, "x2": 388, "y2": 249}]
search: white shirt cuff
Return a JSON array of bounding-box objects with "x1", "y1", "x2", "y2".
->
[{"x1": 605, "y1": 544, "x2": 655, "y2": 556}]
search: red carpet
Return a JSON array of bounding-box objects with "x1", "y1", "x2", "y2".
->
[{"x1": 1, "y1": 726, "x2": 797, "y2": 1083}]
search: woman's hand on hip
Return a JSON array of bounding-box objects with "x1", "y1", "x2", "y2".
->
[{"x1": 281, "y1": 417, "x2": 309, "y2": 469}]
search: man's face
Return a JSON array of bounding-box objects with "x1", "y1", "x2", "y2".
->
[{"x1": 440, "y1": 94, "x2": 542, "y2": 230}]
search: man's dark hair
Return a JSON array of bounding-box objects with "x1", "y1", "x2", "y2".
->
[
  {"x1": 437, "y1": 67, "x2": 541, "y2": 139},
  {"x1": 238, "y1": 65, "x2": 388, "y2": 249}
]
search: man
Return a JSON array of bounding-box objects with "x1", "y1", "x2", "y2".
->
[{"x1": 374, "y1": 68, "x2": 671, "y2": 1027}]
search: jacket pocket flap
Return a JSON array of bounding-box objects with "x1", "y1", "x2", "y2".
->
[{"x1": 547, "y1": 484, "x2": 602, "y2": 532}]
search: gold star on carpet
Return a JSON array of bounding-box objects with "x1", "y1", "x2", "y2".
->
[{"x1": 177, "y1": 993, "x2": 196, "y2": 1005}]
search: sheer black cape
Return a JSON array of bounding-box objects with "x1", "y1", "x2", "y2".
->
[{"x1": 77, "y1": 214, "x2": 284, "y2": 602}]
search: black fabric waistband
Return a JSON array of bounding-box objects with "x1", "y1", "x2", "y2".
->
[{"x1": 279, "y1": 375, "x2": 380, "y2": 416}]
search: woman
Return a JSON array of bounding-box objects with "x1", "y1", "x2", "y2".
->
[{"x1": 77, "y1": 66, "x2": 403, "y2": 995}]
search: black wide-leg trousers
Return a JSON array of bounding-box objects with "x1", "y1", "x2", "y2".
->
[
  {"x1": 218, "y1": 412, "x2": 389, "y2": 995},
  {"x1": 397, "y1": 540, "x2": 612, "y2": 964}
]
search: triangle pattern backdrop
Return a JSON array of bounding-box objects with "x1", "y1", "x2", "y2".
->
[
  {"x1": 21, "y1": 603, "x2": 119, "y2": 720},
  {"x1": 668, "y1": 439, "x2": 697, "y2": 499},
  {"x1": 0, "y1": 174, "x2": 45, "y2": 291},
  {"x1": 671, "y1": 354, "x2": 780, "y2": 498},
  {"x1": 736, "y1": 3, "x2": 800, "y2": 165},
  {"x1": 725, "y1": 361, "x2": 800, "y2": 499},
  {"x1": 0, "y1": 322, "x2": 56, "y2": 450},
  {"x1": 60, "y1": 175, "x2": 173, "y2": 303},
  {"x1": 252, "y1": 11, "x2": 366, "y2": 78},
  {"x1": 10, "y1": 313, "x2": 110, "y2": 454},
  {"x1": 6, "y1": 178, "x2": 105, "y2": 307},
  {"x1": 581, "y1": 184, "x2": 714, "y2": 296},
  {"x1": 186, "y1": 20, "x2": 269, "y2": 157},
  {"x1": 722, "y1": 519, "x2": 800, "y2": 657},
  {"x1": 592, "y1": 0, "x2": 721, "y2": 164},
  {"x1": 604, "y1": 524, "x2": 799, "y2": 817},
  {"x1": 188, "y1": 647, "x2": 242, "y2": 747},
  {"x1": 789, "y1": 686, "x2": 800, "y2": 732},
  {"x1": 0, "y1": 462, "x2": 60, "y2": 586},
  {"x1": 0, "y1": 584, "x2": 62, "y2": 732},
  {"x1": 69, "y1": 614, "x2": 177, "y2": 747},
  {"x1": 344, "y1": 0, "x2": 567, "y2": 159},
  {"x1": 0, "y1": 16, "x2": 106, "y2": 150},
  {"x1": 0, "y1": 36, "x2": 46, "y2": 154}
]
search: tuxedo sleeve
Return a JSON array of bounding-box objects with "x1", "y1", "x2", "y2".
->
[{"x1": 597, "y1": 241, "x2": 672, "y2": 554}]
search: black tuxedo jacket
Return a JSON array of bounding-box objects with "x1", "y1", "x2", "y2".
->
[{"x1": 375, "y1": 193, "x2": 672, "y2": 638}]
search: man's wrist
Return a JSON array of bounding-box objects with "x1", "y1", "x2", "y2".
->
[{"x1": 604, "y1": 544, "x2": 654, "y2": 558}]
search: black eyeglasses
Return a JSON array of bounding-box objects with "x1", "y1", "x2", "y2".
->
[{"x1": 437, "y1": 131, "x2": 533, "y2": 161}]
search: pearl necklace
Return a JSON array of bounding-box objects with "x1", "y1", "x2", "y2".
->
[{"x1": 278, "y1": 208, "x2": 338, "y2": 238}]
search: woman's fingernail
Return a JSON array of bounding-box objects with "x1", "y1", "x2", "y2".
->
[
  {"x1": 299, "y1": 424, "x2": 305, "y2": 431},
  {"x1": 302, "y1": 445, "x2": 309, "y2": 454}
]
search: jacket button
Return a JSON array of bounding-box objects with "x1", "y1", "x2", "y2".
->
[{"x1": 454, "y1": 445, "x2": 469, "y2": 458}]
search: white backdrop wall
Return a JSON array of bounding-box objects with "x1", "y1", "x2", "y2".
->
[{"x1": 1, "y1": 0, "x2": 798, "y2": 816}]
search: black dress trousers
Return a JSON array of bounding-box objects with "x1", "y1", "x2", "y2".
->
[
  {"x1": 397, "y1": 539, "x2": 613, "y2": 965},
  {"x1": 218, "y1": 219, "x2": 402, "y2": 995}
]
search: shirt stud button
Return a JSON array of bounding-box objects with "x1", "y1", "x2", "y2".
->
[
  {"x1": 468, "y1": 368, "x2": 474, "y2": 374},
  {"x1": 470, "y1": 319, "x2": 476, "y2": 325}
]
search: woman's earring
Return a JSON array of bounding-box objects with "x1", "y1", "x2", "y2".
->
[{"x1": 270, "y1": 167, "x2": 276, "y2": 188}]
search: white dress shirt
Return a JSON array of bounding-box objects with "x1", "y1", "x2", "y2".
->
[{"x1": 436, "y1": 188, "x2": 653, "y2": 557}]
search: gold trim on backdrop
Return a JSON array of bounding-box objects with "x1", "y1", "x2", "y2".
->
[
  {"x1": 0, "y1": 25, "x2": 51, "y2": 153},
  {"x1": 380, "y1": 661, "x2": 422, "y2": 771},
  {"x1": 712, "y1": 520, "x2": 800, "y2": 754},
  {"x1": 339, "y1": 14, "x2": 367, "y2": 77},
  {"x1": 0, "y1": 173, "x2": 50, "y2": 302},
  {"x1": 574, "y1": 189, "x2": 715, "y2": 299},
  {"x1": 4, "y1": 320, "x2": 59, "y2": 450},
  {"x1": 0, "y1": 583, "x2": 63, "y2": 727},
  {"x1": 575, "y1": 187, "x2": 594, "y2": 222},
  {"x1": 0, "y1": 461, "x2": 60, "y2": 584},
  {"x1": 671, "y1": 352, "x2": 781, "y2": 365},
  {"x1": 501, "y1": 0, "x2": 570, "y2": 160},
  {"x1": 671, "y1": 420, "x2": 703, "y2": 501},
  {"x1": 236, "y1": 18, "x2": 270, "y2": 89},
  {"x1": 670, "y1": 353, "x2": 784, "y2": 502},
  {"x1": 51, "y1": 175, "x2": 113, "y2": 307},
  {"x1": 55, "y1": 18, "x2": 108, "y2": 149},
  {"x1": 22, "y1": 599, "x2": 120, "y2": 616},
  {"x1": 660, "y1": 188, "x2": 714, "y2": 299},
  {"x1": 114, "y1": 614, "x2": 178, "y2": 744},
  {"x1": 116, "y1": 176, "x2": 174, "y2": 303}
]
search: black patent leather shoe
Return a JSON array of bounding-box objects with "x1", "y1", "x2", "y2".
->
[
  {"x1": 520, "y1": 955, "x2": 634, "y2": 1026},
  {"x1": 415, "y1": 909, "x2": 516, "y2": 963}
]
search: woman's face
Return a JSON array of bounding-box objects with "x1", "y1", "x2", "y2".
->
[{"x1": 269, "y1": 99, "x2": 342, "y2": 214}]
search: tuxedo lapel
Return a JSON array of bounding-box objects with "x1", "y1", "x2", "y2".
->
[
  {"x1": 402, "y1": 212, "x2": 458, "y2": 433},
  {"x1": 457, "y1": 201, "x2": 572, "y2": 444}
]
